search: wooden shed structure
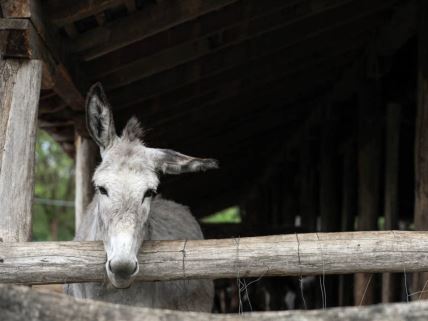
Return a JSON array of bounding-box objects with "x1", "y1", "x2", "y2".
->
[{"x1": 1, "y1": 0, "x2": 428, "y2": 314}]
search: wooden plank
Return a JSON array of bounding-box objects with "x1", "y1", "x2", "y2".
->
[
  {"x1": 106, "y1": 8, "x2": 388, "y2": 110},
  {"x1": 0, "y1": 59, "x2": 42, "y2": 242},
  {"x1": 0, "y1": 18, "x2": 29, "y2": 30},
  {"x1": 74, "y1": 135, "x2": 98, "y2": 231},
  {"x1": 86, "y1": 0, "x2": 351, "y2": 74},
  {"x1": 100, "y1": 0, "x2": 394, "y2": 91},
  {"x1": 130, "y1": 43, "x2": 362, "y2": 146},
  {"x1": 46, "y1": 0, "x2": 124, "y2": 27},
  {"x1": 413, "y1": 0, "x2": 428, "y2": 301},
  {"x1": 0, "y1": 231, "x2": 428, "y2": 284},
  {"x1": 4, "y1": 284, "x2": 428, "y2": 321},
  {"x1": 72, "y1": 0, "x2": 239, "y2": 59},
  {"x1": 0, "y1": 14, "x2": 85, "y2": 106},
  {"x1": 83, "y1": 0, "x2": 300, "y2": 75},
  {"x1": 354, "y1": 83, "x2": 382, "y2": 306},
  {"x1": 382, "y1": 103, "x2": 401, "y2": 303},
  {"x1": 0, "y1": 0, "x2": 31, "y2": 17}
]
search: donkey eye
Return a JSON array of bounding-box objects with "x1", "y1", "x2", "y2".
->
[
  {"x1": 98, "y1": 186, "x2": 108, "y2": 196},
  {"x1": 143, "y1": 189, "x2": 156, "y2": 202}
]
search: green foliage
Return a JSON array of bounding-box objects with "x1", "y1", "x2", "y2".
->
[
  {"x1": 200, "y1": 206, "x2": 241, "y2": 224},
  {"x1": 32, "y1": 130, "x2": 75, "y2": 241}
]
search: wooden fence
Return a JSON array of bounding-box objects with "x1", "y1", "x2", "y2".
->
[
  {"x1": 1, "y1": 230, "x2": 427, "y2": 284},
  {"x1": 2, "y1": 283, "x2": 428, "y2": 321}
]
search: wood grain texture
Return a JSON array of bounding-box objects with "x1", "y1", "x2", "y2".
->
[
  {"x1": 72, "y1": 0, "x2": 239, "y2": 59},
  {"x1": 0, "y1": 59, "x2": 42, "y2": 242},
  {"x1": 2, "y1": 284, "x2": 428, "y2": 321},
  {"x1": 414, "y1": 0, "x2": 428, "y2": 300},
  {"x1": 0, "y1": 231, "x2": 427, "y2": 284}
]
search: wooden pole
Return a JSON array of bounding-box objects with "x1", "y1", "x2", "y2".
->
[
  {"x1": 382, "y1": 103, "x2": 401, "y2": 303},
  {"x1": 354, "y1": 83, "x2": 382, "y2": 306},
  {"x1": 339, "y1": 144, "x2": 357, "y2": 306},
  {"x1": 1, "y1": 231, "x2": 428, "y2": 285},
  {"x1": 299, "y1": 139, "x2": 317, "y2": 231},
  {"x1": 3, "y1": 284, "x2": 428, "y2": 321},
  {"x1": 0, "y1": 59, "x2": 42, "y2": 242},
  {"x1": 74, "y1": 135, "x2": 98, "y2": 231},
  {"x1": 413, "y1": 0, "x2": 428, "y2": 300},
  {"x1": 319, "y1": 107, "x2": 340, "y2": 307}
]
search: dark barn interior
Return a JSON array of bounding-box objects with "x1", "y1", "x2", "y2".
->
[{"x1": 4, "y1": 0, "x2": 428, "y2": 312}]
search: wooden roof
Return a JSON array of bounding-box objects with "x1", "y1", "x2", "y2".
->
[{"x1": 32, "y1": 0, "x2": 415, "y2": 216}]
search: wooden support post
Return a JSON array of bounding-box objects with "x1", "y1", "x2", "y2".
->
[
  {"x1": 354, "y1": 83, "x2": 382, "y2": 306},
  {"x1": 0, "y1": 59, "x2": 42, "y2": 242},
  {"x1": 319, "y1": 107, "x2": 340, "y2": 307},
  {"x1": 320, "y1": 108, "x2": 341, "y2": 232},
  {"x1": 382, "y1": 103, "x2": 401, "y2": 303},
  {"x1": 339, "y1": 144, "x2": 357, "y2": 306},
  {"x1": 74, "y1": 135, "x2": 98, "y2": 231},
  {"x1": 299, "y1": 139, "x2": 317, "y2": 231},
  {"x1": 280, "y1": 163, "x2": 298, "y2": 228},
  {"x1": 414, "y1": 0, "x2": 428, "y2": 300}
]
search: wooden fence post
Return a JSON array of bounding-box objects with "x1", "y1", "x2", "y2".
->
[
  {"x1": 382, "y1": 103, "x2": 401, "y2": 303},
  {"x1": 339, "y1": 143, "x2": 357, "y2": 306},
  {"x1": 354, "y1": 83, "x2": 382, "y2": 306},
  {"x1": 0, "y1": 59, "x2": 42, "y2": 242},
  {"x1": 319, "y1": 107, "x2": 340, "y2": 307},
  {"x1": 413, "y1": 0, "x2": 428, "y2": 300},
  {"x1": 74, "y1": 135, "x2": 98, "y2": 230}
]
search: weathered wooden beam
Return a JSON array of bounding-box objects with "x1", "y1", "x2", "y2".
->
[
  {"x1": 108, "y1": 10, "x2": 386, "y2": 111},
  {"x1": 72, "y1": 0, "x2": 239, "y2": 59},
  {"x1": 0, "y1": 231, "x2": 427, "y2": 284},
  {"x1": 0, "y1": 6, "x2": 85, "y2": 108},
  {"x1": 89, "y1": 0, "x2": 352, "y2": 81},
  {"x1": 3, "y1": 284, "x2": 428, "y2": 321},
  {"x1": 382, "y1": 103, "x2": 401, "y2": 303},
  {"x1": 46, "y1": 0, "x2": 124, "y2": 27},
  {"x1": 0, "y1": 59, "x2": 42, "y2": 242},
  {"x1": 413, "y1": 0, "x2": 428, "y2": 300},
  {"x1": 74, "y1": 135, "x2": 98, "y2": 230},
  {"x1": 131, "y1": 48, "x2": 359, "y2": 147}
]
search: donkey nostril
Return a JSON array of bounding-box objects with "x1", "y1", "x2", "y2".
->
[
  {"x1": 109, "y1": 259, "x2": 138, "y2": 277},
  {"x1": 131, "y1": 261, "x2": 138, "y2": 275}
]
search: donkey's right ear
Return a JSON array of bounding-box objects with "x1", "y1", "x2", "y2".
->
[{"x1": 86, "y1": 82, "x2": 117, "y2": 151}]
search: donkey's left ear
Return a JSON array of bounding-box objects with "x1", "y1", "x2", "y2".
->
[
  {"x1": 148, "y1": 148, "x2": 218, "y2": 175},
  {"x1": 86, "y1": 82, "x2": 117, "y2": 151}
]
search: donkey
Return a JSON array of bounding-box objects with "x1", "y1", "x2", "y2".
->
[{"x1": 65, "y1": 83, "x2": 217, "y2": 311}]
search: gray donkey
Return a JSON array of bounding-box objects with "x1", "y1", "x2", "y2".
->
[{"x1": 65, "y1": 83, "x2": 217, "y2": 311}]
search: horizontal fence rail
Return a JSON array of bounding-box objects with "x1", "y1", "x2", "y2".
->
[
  {"x1": 0, "y1": 231, "x2": 428, "y2": 285},
  {"x1": 2, "y1": 284, "x2": 428, "y2": 321}
]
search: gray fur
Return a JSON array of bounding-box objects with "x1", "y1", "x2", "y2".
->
[{"x1": 65, "y1": 84, "x2": 216, "y2": 311}]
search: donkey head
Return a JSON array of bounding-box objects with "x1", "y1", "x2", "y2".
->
[{"x1": 86, "y1": 83, "x2": 218, "y2": 288}]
